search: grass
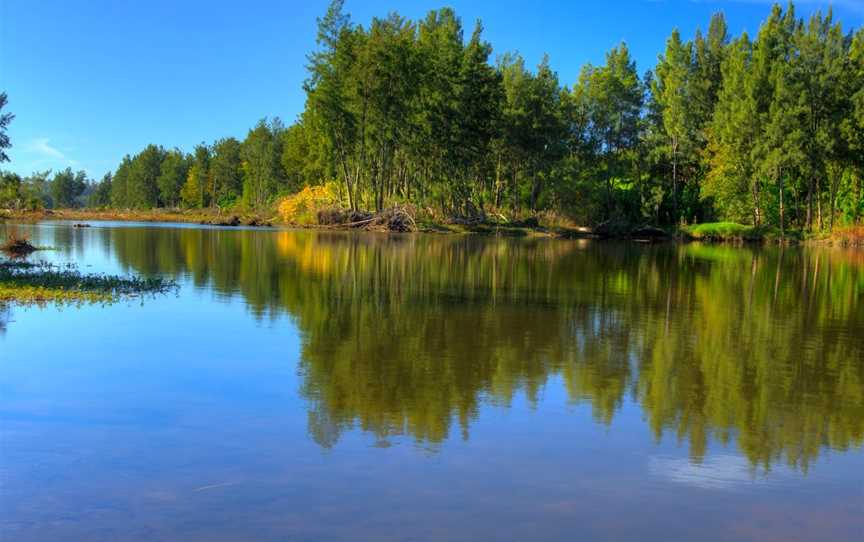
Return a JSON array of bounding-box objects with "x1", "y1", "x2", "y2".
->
[
  {"x1": 682, "y1": 222, "x2": 760, "y2": 241},
  {"x1": 680, "y1": 222, "x2": 806, "y2": 243},
  {"x1": 0, "y1": 260, "x2": 177, "y2": 305}
]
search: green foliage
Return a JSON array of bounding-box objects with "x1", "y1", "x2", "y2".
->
[
  {"x1": 23, "y1": 1, "x2": 860, "y2": 231},
  {"x1": 682, "y1": 221, "x2": 757, "y2": 240},
  {"x1": 210, "y1": 137, "x2": 243, "y2": 206},
  {"x1": 0, "y1": 92, "x2": 13, "y2": 163},
  {"x1": 157, "y1": 150, "x2": 189, "y2": 208},
  {"x1": 242, "y1": 119, "x2": 284, "y2": 208},
  {"x1": 89, "y1": 172, "x2": 113, "y2": 207},
  {"x1": 50, "y1": 167, "x2": 88, "y2": 208},
  {"x1": 181, "y1": 161, "x2": 205, "y2": 209}
]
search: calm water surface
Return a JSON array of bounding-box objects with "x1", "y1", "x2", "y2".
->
[{"x1": 1, "y1": 221, "x2": 862, "y2": 541}]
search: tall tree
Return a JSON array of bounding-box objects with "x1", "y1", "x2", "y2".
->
[
  {"x1": 241, "y1": 120, "x2": 283, "y2": 208},
  {"x1": 90, "y1": 172, "x2": 113, "y2": 208},
  {"x1": 653, "y1": 29, "x2": 694, "y2": 219},
  {"x1": 110, "y1": 156, "x2": 132, "y2": 208},
  {"x1": 210, "y1": 137, "x2": 243, "y2": 206},
  {"x1": 0, "y1": 92, "x2": 13, "y2": 163},
  {"x1": 180, "y1": 144, "x2": 210, "y2": 208},
  {"x1": 157, "y1": 149, "x2": 189, "y2": 208},
  {"x1": 705, "y1": 34, "x2": 758, "y2": 223},
  {"x1": 126, "y1": 144, "x2": 166, "y2": 209},
  {"x1": 50, "y1": 168, "x2": 88, "y2": 208},
  {"x1": 576, "y1": 43, "x2": 644, "y2": 220}
]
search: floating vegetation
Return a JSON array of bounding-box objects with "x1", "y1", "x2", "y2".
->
[
  {"x1": 1, "y1": 236, "x2": 39, "y2": 256},
  {"x1": 0, "y1": 260, "x2": 177, "y2": 305}
]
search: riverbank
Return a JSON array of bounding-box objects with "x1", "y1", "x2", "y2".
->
[
  {"x1": 3, "y1": 209, "x2": 862, "y2": 246},
  {"x1": 0, "y1": 208, "x2": 275, "y2": 227}
]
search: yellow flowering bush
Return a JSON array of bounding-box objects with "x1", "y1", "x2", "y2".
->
[{"x1": 277, "y1": 183, "x2": 339, "y2": 225}]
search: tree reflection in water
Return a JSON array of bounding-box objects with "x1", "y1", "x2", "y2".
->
[{"x1": 86, "y1": 227, "x2": 864, "y2": 470}]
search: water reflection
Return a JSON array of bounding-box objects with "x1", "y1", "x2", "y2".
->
[
  {"x1": 14, "y1": 225, "x2": 864, "y2": 470},
  {"x1": 0, "y1": 303, "x2": 9, "y2": 335}
]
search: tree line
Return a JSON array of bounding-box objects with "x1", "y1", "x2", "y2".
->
[{"x1": 2, "y1": 1, "x2": 863, "y2": 231}]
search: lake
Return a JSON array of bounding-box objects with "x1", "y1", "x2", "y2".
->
[{"x1": 1, "y1": 221, "x2": 862, "y2": 541}]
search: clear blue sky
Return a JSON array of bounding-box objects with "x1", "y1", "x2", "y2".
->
[{"x1": 1, "y1": 0, "x2": 861, "y2": 178}]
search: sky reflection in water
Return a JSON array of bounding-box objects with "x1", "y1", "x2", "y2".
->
[{"x1": 1, "y1": 221, "x2": 862, "y2": 541}]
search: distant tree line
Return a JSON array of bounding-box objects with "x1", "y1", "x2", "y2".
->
[{"x1": 2, "y1": 1, "x2": 863, "y2": 231}]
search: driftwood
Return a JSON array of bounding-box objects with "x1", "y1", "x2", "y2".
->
[{"x1": 319, "y1": 206, "x2": 417, "y2": 232}]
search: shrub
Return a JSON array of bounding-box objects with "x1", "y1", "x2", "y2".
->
[{"x1": 277, "y1": 184, "x2": 339, "y2": 225}]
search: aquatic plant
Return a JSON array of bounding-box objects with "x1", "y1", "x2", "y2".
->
[{"x1": 0, "y1": 260, "x2": 177, "y2": 305}]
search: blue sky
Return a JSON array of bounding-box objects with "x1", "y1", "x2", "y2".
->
[{"x1": 1, "y1": 0, "x2": 861, "y2": 178}]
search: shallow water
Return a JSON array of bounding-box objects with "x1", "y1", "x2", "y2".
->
[{"x1": 1, "y1": 221, "x2": 862, "y2": 541}]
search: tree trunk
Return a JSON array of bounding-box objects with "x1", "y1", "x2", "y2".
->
[
  {"x1": 494, "y1": 156, "x2": 502, "y2": 208},
  {"x1": 778, "y1": 168, "x2": 785, "y2": 239},
  {"x1": 530, "y1": 169, "x2": 540, "y2": 211},
  {"x1": 817, "y1": 180, "x2": 823, "y2": 232},
  {"x1": 672, "y1": 137, "x2": 678, "y2": 222},
  {"x1": 752, "y1": 180, "x2": 762, "y2": 227}
]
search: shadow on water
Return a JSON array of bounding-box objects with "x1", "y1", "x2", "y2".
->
[{"x1": 19, "y1": 225, "x2": 864, "y2": 471}]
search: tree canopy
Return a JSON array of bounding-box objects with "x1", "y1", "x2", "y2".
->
[{"x1": 4, "y1": 2, "x2": 862, "y2": 232}]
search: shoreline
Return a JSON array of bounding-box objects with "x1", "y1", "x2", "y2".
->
[{"x1": 2, "y1": 209, "x2": 862, "y2": 247}]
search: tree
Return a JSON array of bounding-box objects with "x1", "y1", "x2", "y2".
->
[
  {"x1": 90, "y1": 172, "x2": 113, "y2": 208},
  {"x1": 575, "y1": 43, "x2": 644, "y2": 220},
  {"x1": 111, "y1": 156, "x2": 132, "y2": 208},
  {"x1": 181, "y1": 162, "x2": 205, "y2": 208},
  {"x1": 50, "y1": 168, "x2": 88, "y2": 208},
  {"x1": 241, "y1": 120, "x2": 283, "y2": 208},
  {"x1": 157, "y1": 150, "x2": 189, "y2": 208},
  {"x1": 0, "y1": 171, "x2": 23, "y2": 208},
  {"x1": 126, "y1": 144, "x2": 166, "y2": 209},
  {"x1": 210, "y1": 137, "x2": 243, "y2": 206},
  {"x1": 180, "y1": 144, "x2": 210, "y2": 208},
  {"x1": 80, "y1": 2, "x2": 863, "y2": 231},
  {"x1": 652, "y1": 29, "x2": 694, "y2": 220},
  {"x1": 0, "y1": 92, "x2": 13, "y2": 163},
  {"x1": 704, "y1": 34, "x2": 758, "y2": 223}
]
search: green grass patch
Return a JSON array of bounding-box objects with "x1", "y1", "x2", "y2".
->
[
  {"x1": 0, "y1": 260, "x2": 176, "y2": 305},
  {"x1": 682, "y1": 222, "x2": 803, "y2": 242},
  {"x1": 682, "y1": 222, "x2": 758, "y2": 241}
]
